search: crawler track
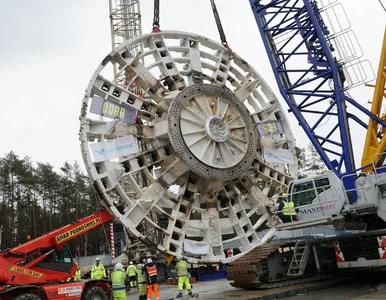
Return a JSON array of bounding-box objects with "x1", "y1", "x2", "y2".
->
[{"x1": 227, "y1": 242, "x2": 286, "y2": 289}]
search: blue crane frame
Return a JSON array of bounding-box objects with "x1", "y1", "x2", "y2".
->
[{"x1": 249, "y1": 0, "x2": 386, "y2": 182}]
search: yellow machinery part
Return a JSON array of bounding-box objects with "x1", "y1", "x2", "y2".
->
[
  {"x1": 362, "y1": 29, "x2": 386, "y2": 172},
  {"x1": 164, "y1": 253, "x2": 175, "y2": 266}
]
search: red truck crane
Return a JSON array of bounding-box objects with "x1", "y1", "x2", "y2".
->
[{"x1": 0, "y1": 210, "x2": 113, "y2": 300}]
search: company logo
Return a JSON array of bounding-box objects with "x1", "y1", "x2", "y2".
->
[
  {"x1": 94, "y1": 143, "x2": 134, "y2": 156},
  {"x1": 265, "y1": 149, "x2": 293, "y2": 160},
  {"x1": 299, "y1": 204, "x2": 335, "y2": 214},
  {"x1": 58, "y1": 286, "x2": 83, "y2": 295},
  {"x1": 55, "y1": 218, "x2": 101, "y2": 243}
]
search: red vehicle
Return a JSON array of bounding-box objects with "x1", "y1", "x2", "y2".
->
[{"x1": 0, "y1": 210, "x2": 113, "y2": 300}]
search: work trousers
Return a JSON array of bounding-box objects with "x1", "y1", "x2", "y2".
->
[
  {"x1": 112, "y1": 289, "x2": 127, "y2": 300},
  {"x1": 178, "y1": 275, "x2": 191, "y2": 291},
  {"x1": 279, "y1": 213, "x2": 297, "y2": 223},
  {"x1": 146, "y1": 283, "x2": 160, "y2": 300},
  {"x1": 129, "y1": 275, "x2": 137, "y2": 287},
  {"x1": 138, "y1": 283, "x2": 146, "y2": 296}
]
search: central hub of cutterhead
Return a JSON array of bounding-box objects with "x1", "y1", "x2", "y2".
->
[
  {"x1": 168, "y1": 84, "x2": 259, "y2": 180},
  {"x1": 205, "y1": 116, "x2": 230, "y2": 143}
]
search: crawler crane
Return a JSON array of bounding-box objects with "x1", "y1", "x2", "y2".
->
[{"x1": 227, "y1": 0, "x2": 386, "y2": 288}]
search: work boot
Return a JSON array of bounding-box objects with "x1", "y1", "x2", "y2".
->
[
  {"x1": 176, "y1": 293, "x2": 183, "y2": 298},
  {"x1": 188, "y1": 291, "x2": 193, "y2": 296}
]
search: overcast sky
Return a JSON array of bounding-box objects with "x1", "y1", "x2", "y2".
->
[{"x1": 0, "y1": 0, "x2": 385, "y2": 171}]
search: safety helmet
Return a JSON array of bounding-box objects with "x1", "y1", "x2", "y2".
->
[
  {"x1": 137, "y1": 263, "x2": 142, "y2": 269},
  {"x1": 147, "y1": 258, "x2": 153, "y2": 264},
  {"x1": 95, "y1": 257, "x2": 100, "y2": 261},
  {"x1": 281, "y1": 193, "x2": 288, "y2": 198},
  {"x1": 130, "y1": 261, "x2": 133, "y2": 265},
  {"x1": 176, "y1": 255, "x2": 182, "y2": 260},
  {"x1": 115, "y1": 262, "x2": 123, "y2": 270}
]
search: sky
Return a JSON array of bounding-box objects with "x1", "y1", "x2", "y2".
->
[{"x1": 0, "y1": 0, "x2": 385, "y2": 171}]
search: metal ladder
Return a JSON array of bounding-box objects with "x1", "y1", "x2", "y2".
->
[{"x1": 287, "y1": 240, "x2": 311, "y2": 276}]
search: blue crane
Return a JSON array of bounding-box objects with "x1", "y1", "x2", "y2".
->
[{"x1": 249, "y1": 0, "x2": 386, "y2": 183}]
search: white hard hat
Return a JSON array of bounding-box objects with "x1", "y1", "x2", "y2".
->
[
  {"x1": 147, "y1": 258, "x2": 153, "y2": 264},
  {"x1": 137, "y1": 263, "x2": 142, "y2": 269},
  {"x1": 130, "y1": 261, "x2": 133, "y2": 265},
  {"x1": 95, "y1": 257, "x2": 100, "y2": 261},
  {"x1": 177, "y1": 255, "x2": 182, "y2": 260},
  {"x1": 115, "y1": 262, "x2": 123, "y2": 270}
]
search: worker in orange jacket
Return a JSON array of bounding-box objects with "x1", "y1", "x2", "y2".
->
[{"x1": 143, "y1": 258, "x2": 160, "y2": 300}]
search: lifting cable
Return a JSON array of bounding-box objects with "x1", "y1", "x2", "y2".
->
[
  {"x1": 210, "y1": 0, "x2": 232, "y2": 51},
  {"x1": 152, "y1": 0, "x2": 161, "y2": 32},
  {"x1": 378, "y1": 0, "x2": 386, "y2": 12}
]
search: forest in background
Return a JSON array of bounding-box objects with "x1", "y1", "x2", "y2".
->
[
  {"x1": 0, "y1": 151, "x2": 110, "y2": 257},
  {"x1": 0, "y1": 144, "x2": 324, "y2": 257}
]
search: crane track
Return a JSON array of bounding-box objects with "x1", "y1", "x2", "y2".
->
[
  {"x1": 230, "y1": 274, "x2": 333, "y2": 289},
  {"x1": 227, "y1": 242, "x2": 288, "y2": 289},
  {"x1": 227, "y1": 241, "x2": 333, "y2": 290},
  {"x1": 227, "y1": 233, "x2": 386, "y2": 290}
]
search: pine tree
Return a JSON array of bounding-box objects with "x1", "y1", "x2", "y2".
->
[
  {"x1": 295, "y1": 146, "x2": 308, "y2": 179},
  {"x1": 303, "y1": 142, "x2": 327, "y2": 176}
]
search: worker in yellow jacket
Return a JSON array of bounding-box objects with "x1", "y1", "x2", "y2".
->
[
  {"x1": 74, "y1": 263, "x2": 81, "y2": 280},
  {"x1": 91, "y1": 257, "x2": 106, "y2": 279},
  {"x1": 66, "y1": 263, "x2": 81, "y2": 281},
  {"x1": 278, "y1": 193, "x2": 298, "y2": 223},
  {"x1": 111, "y1": 262, "x2": 128, "y2": 300},
  {"x1": 126, "y1": 261, "x2": 137, "y2": 287},
  {"x1": 175, "y1": 256, "x2": 193, "y2": 298},
  {"x1": 136, "y1": 263, "x2": 147, "y2": 300}
]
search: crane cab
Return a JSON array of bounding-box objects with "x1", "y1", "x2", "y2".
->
[{"x1": 279, "y1": 172, "x2": 346, "y2": 228}]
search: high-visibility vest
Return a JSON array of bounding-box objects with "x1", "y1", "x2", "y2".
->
[
  {"x1": 146, "y1": 265, "x2": 157, "y2": 277},
  {"x1": 66, "y1": 269, "x2": 81, "y2": 282},
  {"x1": 137, "y1": 268, "x2": 147, "y2": 284},
  {"x1": 74, "y1": 269, "x2": 81, "y2": 280},
  {"x1": 176, "y1": 260, "x2": 188, "y2": 277},
  {"x1": 111, "y1": 270, "x2": 126, "y2": 291},
  {"x1": 127, "y1": 264, "x2": 137, "y2": 276},
  {"x1": 91, "y1": 263, "x2": 106, "y2": 279},
  {"x1": 282, "y1": 200, "x2": 296, "y2": 216}
]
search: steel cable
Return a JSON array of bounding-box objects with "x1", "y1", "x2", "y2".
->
[
  {"x1": 153, "y1": 0, "x2": 160, "y2": 32},
  {"x1": 210, "y1": 0, "x2": 232, "y2": 51}
]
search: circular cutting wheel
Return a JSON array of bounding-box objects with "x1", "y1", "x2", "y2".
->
[{"x1": 80, "y1": 31, "x2": 298, "y2": 263}]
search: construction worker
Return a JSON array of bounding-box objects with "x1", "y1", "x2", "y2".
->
[
  {"x1": 278, "y1": 193, "x2": 298, "y2": 223},
  {"x1": 175, "y1": 256, "x2": 193, "y2": 298},
  {"x1": 137, "y1": 263, "x2": 147, "y2": 300},
  {"x1": 111, "y1": 262, "x2": 128, "y2": 300},
  {"x1": 143, "y1": 258, "x2": 160, "y2": 300},
  {"x1": 74, "y1": 263, "x2": 81, "y2": 280},
  {"x1": 91, "y1": 257, "x2": 106, "y2": 279},
  {"x1": 127, "y1": 261, "x2": 137, "y2": 287},
  {"x1": 66, "y1": 263, "x2": 81, "y2": 281}
]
